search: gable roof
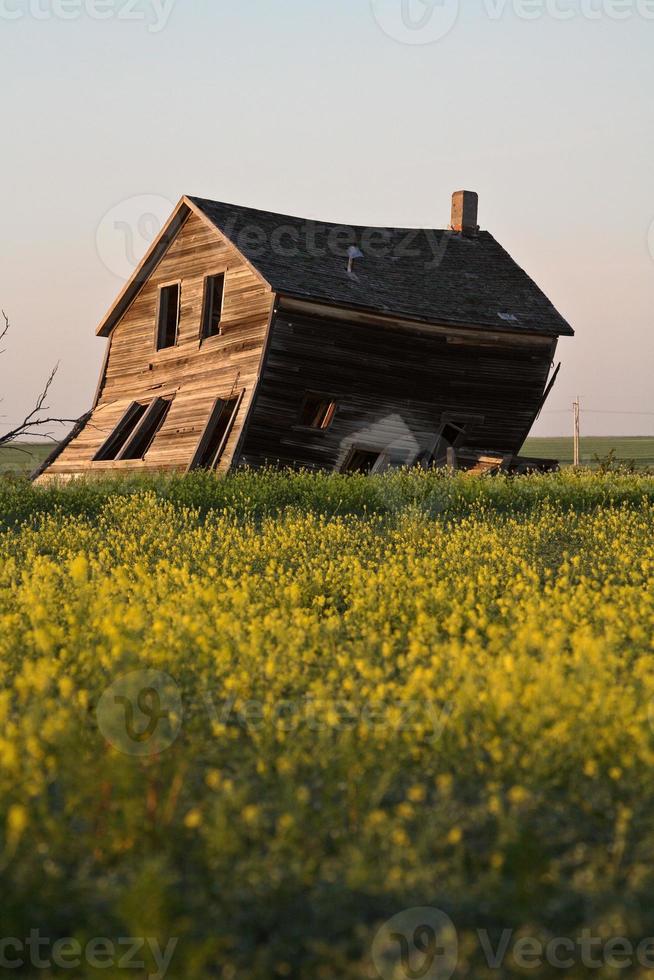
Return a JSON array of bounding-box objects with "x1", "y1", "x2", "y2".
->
[
  {"x1": 96, "y1": 195, "x2": 573, "y2": 338},
  {"x1": 189, "y1": 196, "x2": 573, "y2": 337}
]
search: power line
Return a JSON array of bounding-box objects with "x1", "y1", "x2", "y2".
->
[{"x1": 542, "y1": 409, "x2": 654, "y2": 416}]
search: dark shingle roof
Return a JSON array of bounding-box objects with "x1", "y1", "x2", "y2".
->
[{"x1": 189, "y1": 196, "x2": 573, "y2": 337}]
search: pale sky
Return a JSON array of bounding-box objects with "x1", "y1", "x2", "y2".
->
[{"x1": 1, "y1": 0, "x2": 653, "y2": 438}]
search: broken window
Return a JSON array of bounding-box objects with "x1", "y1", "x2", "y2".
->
[
  {"x1": 341, "y1": 447, "x2": 388, "y2": 475},
  {"x1": 94, "y1": 398, "x2": 172, "y2": 462},
  {"x1": 440, "y1": 421, "x2": 466, "y2": 448},
  {"x1": 429, "y1": 419, "x2": 469, "y2": 465},
  {"x1": 201, "y1": 273, "x2": 226, "y2": 339},
  {"x1": 156, "y1": 283, "x2": 181, "y2": 350},
  {"x1": 190, "y1": 394, "x2": 243, "y2": 471},
  {"x1": 298, "y1": 393, "x2": 337, "y2": 430}
]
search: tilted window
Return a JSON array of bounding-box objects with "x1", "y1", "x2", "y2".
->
[
  {"x1": 201, "y1": 273, "x2": 226, "y2": 339},
  {"x1": 94, "y1": 398, "x2": 172, "y2": 462},
  {"x1": 426, "y1": 419, "x2": 471, "y2": 466},
  {"x1": 156, "y1": 283, "x2": 181, "y2": 350},
  {"x1": 439, "y1": 421, "x2": 467, "y2": 449},
  {"x1": 190, "y1": 393, "x2": 243, "y2": 471},
  {"x1": 298, "y1": 394, "x2": 337, "y2": 430},
  {"x1": 341, "y1": 447, "x2": 389, "y2": 475},
  {"x1": 119, "y1": 398, "x2": 172, "y2": 460}
]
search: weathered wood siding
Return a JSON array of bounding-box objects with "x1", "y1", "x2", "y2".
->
[
  {"x1": 239, "y1": 307, "x2": 556, "y2": 470},
  {"x1": 40, "y1": 212, "x2": 274, "y2": 478}
]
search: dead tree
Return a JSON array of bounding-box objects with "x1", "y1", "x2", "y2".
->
[{"x1": 0, "y1": 311, "x2": 82, "y2": 450}]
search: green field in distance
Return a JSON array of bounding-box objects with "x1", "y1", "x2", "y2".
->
[
  {"x1": 1, "y1": 437, "x2": 653, "y2": 476},
  {"x1": 0, "y1": 443, "x2": 52, "y2": 476},
  {"x1": 523, "y1": 436, "x2": 654, "y2": 469}
]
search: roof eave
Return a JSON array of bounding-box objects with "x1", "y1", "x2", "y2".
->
[{"x1": 276, "y1": 292, "x2": 574, "y2": 339}]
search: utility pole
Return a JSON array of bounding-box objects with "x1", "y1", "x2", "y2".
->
[{"x1": 573, "y1": 396, "x2": 580, "y2": 467}]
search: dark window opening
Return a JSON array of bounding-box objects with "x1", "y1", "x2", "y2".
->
[
  {"x1": 441, "y1": 422, "x2": 465, "y2": 446},
  {"x1": 341, "y1": 448, "x2": 386, "y2": 475},
  {"x1": 156, "y1": 283, "x2": 180, "y2": 350},
  {"x1": 201, "y1": 274, "x2": 225, "y2": 339},
  {"x1": 94, "y1": 402, "x2": 147, "y2": 461},
  {"x1": 119, "y1": 398, "x2": 172, "y2": 460},
  {"x1": 298, "y1": 394, "x2": 337, "y2": 430},
  {"x1": 190, "y1": 394, "x2": 242, "y2": 471},
  {"x1": 430, "y1": 419, "x2": 469, "y2": 465}
]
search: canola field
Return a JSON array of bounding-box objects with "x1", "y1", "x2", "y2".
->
[{"x1": 1, "y1": 469, "x2": 654, "y2": 979}]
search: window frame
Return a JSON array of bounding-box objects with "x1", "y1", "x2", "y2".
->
[
  {"x1": 426, "y1": 413, "x2": 484, "y2": 465},
  {"x1": 93, "y1": 402, "x2": 148, "y2": 462},
  {"x1": 155, "y1": 280, "x2": 182, "y2": 351},
  {"x1": 295, "y1": 392, "x2": 338, "y2": 432},
  {"x1": 200, "y1": 272, "x2": 227, "y2": 341},
  {"x1": 93, "y1": 397, "x2": 173, "y2": 463},
  {"x1": 340, "y1": 445, "x2": 390, "y2": 476},
  {"x1": 188, "y1": 389, "x2": 245, "y2": 472},
  {"x1": 116, "y1": 397, "x2": 173, "y2": 461}
]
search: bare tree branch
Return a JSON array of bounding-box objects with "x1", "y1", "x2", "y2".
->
[
  {"x1": 0, "y1": 310, "x2": 9, "y2": 355},
  {"x1": 1, "y1": 312, "x2": 84, "y2": 450}
]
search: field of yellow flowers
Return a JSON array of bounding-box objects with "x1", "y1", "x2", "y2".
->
[{"x1": 1, "y1": 469, "x2": 654, "y2": 979}]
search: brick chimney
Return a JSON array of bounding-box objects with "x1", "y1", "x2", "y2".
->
[{"x1": 451, "y1": 190, "x2": 479, "y2": 235}]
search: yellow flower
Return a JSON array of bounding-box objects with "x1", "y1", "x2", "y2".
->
[{"x1": 184, "y1": 809, "x2": 203, "y2": 829}]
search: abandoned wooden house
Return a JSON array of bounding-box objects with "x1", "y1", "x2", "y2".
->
[{"x1": 35, "y1": 191, "x2": 573, "y2": 481}]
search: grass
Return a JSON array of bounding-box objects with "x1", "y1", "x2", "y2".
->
[
  {"x1": 0, "y1": 442, "x2": 51, "y2": 476},
  {"x1": 2, "y1": 437, "x2": 653, "y2": 479},
  {"x1": 523, "y1": 435, "x2": 654, "y2": 469}
]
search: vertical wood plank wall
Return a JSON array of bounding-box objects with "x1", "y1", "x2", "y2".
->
[{"x1": 40, "y1": 213, "x2": 274, "y2": 478}]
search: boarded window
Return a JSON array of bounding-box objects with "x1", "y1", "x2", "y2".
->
[
  {"x1": 201, "y1": 274, "x2": 226, "y2": 339},
  {"x1": 298, "y1": 394, "x2": 337, "y2": 430},
  {"x1": 156, "y1": 283, "x2": 180, "y2": 350},
  {"x1": 94, "y1": 402, "x2": 148, "y2": 461},
  {"x1": 190, "y1": 394, "x2": 243, "y2": 471},
  {"x1": 119, "y1": 398, "x2": 172, "y2": 460},
  {"x1": 341, "y1": 448, "x2": 387, "y2": 475}
]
